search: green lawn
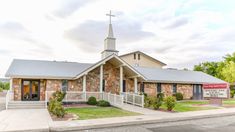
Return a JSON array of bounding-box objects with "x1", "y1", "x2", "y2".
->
[
  {"x1": 160, "y1": 100, "x2": 215, "y2": 112},
  {"x1": 160, "y1": 99, "x2": 235, "y2": 112},
  {"x1": 66, "y1": 107, "x2": 140, "y2": 120}
]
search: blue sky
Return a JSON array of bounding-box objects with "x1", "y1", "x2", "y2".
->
[{"x1": 0, "y1": 0, "x2": 235, "y2": 77}]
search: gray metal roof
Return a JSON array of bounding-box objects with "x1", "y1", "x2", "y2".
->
[
  {"x1": 5, "y1": 59, "x2": 93, "y2": 79},
  {"x1": 134, "y1": 67, "x2": 227, "y2": 84}
]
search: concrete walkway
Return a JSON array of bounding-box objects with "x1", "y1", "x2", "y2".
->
[
  {"x1": 50, "y1": 107, "x2": 235, "y2": 131},
  {"x1": 0, "y1": 109, "x2": 51, "y2": 132},
  {"x1": 121, "y1": 104, "x2": 173, "y2": 115}
]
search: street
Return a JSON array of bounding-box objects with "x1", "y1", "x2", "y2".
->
[{"x1": 80, "y1": 115, "x2": 235, "y2": 132}]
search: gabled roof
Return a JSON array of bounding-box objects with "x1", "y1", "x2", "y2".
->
[
  {"x1": 5, "y1": 59, "x2": 93, "y2": 79},
  {"x1": 74, "y1": 54, "x2": 147, "y2": 80},
  {"x1": 119, "y1": 51, "x2": 167, "y2": 66},
  {"x1": 135, "y1": 67, "x2": 227, "y2": 84}
]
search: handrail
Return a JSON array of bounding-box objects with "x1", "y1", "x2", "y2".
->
[{"x1": 5, "y1": 90, "x2": 9, "y2": 110}]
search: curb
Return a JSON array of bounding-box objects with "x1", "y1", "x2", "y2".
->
[{"x1": 50, "y1": 112, "x2": 235, "y2": 132}]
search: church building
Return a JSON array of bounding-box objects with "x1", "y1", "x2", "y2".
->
[{"x1": 5, "y1": 13, "x2": 227, "y2": 102}]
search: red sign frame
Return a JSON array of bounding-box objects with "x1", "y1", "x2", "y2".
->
[{"x1": 203, "y1": 83, "x2": 228, "y2": 89}]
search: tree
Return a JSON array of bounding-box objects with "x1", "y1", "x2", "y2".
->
[
  {"x1": 221, "y1": 61, "x2": 235, "y2": 83},
  {"x1": 223, "y1": 52, "x2": 235, "y2": 62},
  {"x1": 193, "y1": 62, "x2": 219, "y2": 77}
]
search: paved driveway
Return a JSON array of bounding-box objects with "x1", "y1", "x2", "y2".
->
[
  {"x1": 0, "y1": 109, "x2": 51, "y2": 132},
  {"x1": 0, "y1": 92, "x2": 6, "y2": 111}
]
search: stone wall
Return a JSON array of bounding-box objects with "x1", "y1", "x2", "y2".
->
[
  {"x1": 46, "y1": 79, "x2": 62, "y2": 91},
  {"x1": 144, "y1": 83, "x2": 157, "y2": 96},
  {"x1": 103, "y1": 62, "x2": 120, "y2": 94},
  {"x1": 86, "y1": 67, "x2": 100, "y2": 92},
  {"x1": 162, "y1": 84, "x2": 173, "y2": 97},
  {"x1": 68, "y1": 78, "x2": 83, "y2": 92},
  {"x1": 12, "y1": 78, "x2": 21, "y2": 101},
  {"x1": 40, "y1": 80, "x2": 46, "y2": 101},
  {"x1": 177, "y1": 84, "x2": 193, "y2": 99}
]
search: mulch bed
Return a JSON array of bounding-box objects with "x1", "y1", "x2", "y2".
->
[
  {"x1": 63, "y1": 103, "x2": 97, "y2": 108},
  {"x1": 51, "y1": 113, "x2": 78, "y2": 121}
]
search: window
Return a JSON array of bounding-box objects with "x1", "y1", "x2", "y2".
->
[
  {"x1": 140, "y1": 83, "x2": 145, "y2": 93},
  {"x1": 157, "y1": 83, "x2": 161, "y2": 93},
  {"x1": 134, "y1": 53, "x2": 136, "y2": 59},
  {"x1": 172, "y1": 84, "x2": 177, "y2": 94},
  {"x1": 102, "y1": 79, "x2": 105, "y2": 92},
  {"x1": 61, "y1": 80, "x2": 68, "y2": 92},
  {"x1": 138, "y1": 54, "x2": 140, "y2": 60}
]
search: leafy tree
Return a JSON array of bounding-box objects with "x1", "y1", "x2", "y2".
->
[
  {"x1": 221, "y1": 61, "x2": 235, "y2": 83},
  {"x1": 193, "y1": 62, "x2": 219, "y2": 77},
  {"x1": 223, "y1": 52, "x2": 235, "y2": 62}
]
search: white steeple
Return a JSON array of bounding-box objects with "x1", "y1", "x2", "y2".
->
[{"x1": 101, "y1": 11, "x2": 119, "y2": 59}]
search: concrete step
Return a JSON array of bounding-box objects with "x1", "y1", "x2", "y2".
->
[{"x1": 7, "y1": 101, "x2": 46, "y2": 109}]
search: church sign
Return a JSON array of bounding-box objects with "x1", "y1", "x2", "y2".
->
[{"x1": 203, "y1": 83, "x2": 229, "y2": 98}]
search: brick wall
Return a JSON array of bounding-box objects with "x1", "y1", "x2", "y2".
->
[
  {"x1": 68, "y1": 78, "x2": 83, "y2": 92},
  {"x1": 177, "y1": 84, "x2": 193, "y2": 99},
  {"x1": 144, "y1": 83, "x2": 157, "y2": 96},
  {"x1": 12, "y1": 78, "x2": 21, "y2": 101}
]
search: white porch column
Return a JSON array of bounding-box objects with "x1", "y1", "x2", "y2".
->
[
  {"x1": 82, "y1": 75, "x2": 86, "y2": 92},
  {"x1": 99, "y1": 65, "x2": 103, "y2": 93},
  {"x1": 10, "y1": 78, "x2": 13, "y2": 91},
  {"x1": 134, "y1": 77, "x2": 138, "y2": 93},
  {"x1": 120, "y1": 66, "x2": 123, "y2": 93}
]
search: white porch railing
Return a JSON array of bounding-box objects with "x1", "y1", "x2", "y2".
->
[
  {"x1": 122, "y1": 92, "x2": 144, "y2": 107},
  {"x1": 5, "y1": 90, "x2": 13, "y2": 110},
  {"x1": 103, "y1": 92, "x2": 123, "y2": 107},
  {"x1": 45, "y1": 91, "x2": 144, "y2": 108}
]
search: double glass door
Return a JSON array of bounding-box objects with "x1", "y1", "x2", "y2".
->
[{"x1": 22, "y1": 80, "x2": 40, "y2": 101}]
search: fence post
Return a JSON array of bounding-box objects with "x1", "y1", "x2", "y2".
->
[
  {"x1": 45, "y1": 91, "x2": 47, "y2": 109},
  {"x1": 108, "y1": 92, "x2": 110, "y2": 103},
  {"x1": 121, "y1": 95, "x2": 124, "y2": 105},
  {"x1": 125, "y1": 93, "x2": 127, "y2": 103},
  {"x1": 114, "y1": 93, "x2": 116, "y2": 105},
  {"x1": 133, "y1": 94, "x2": 135, "y2": 105},
  {"x1": 141, "y1": 94, "x2": 144, "y2": 108},
  {"x1": 84, "y1": 92, "x2": 87, "y2": 102}
]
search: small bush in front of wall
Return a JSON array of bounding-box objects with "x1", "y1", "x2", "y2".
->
[
  {"x1": 144, "y1": 95, "x2": 155, "y2": 108},
  {"x1": 230, "y1": 90, "x2": 235, "y2": 98},
  {"x1": 0, "y1": 87, "x2": 3, "y2": 92},
  {"x1": 48, "y1": 90, "x2": 66, "y2": 118},
  {"x1": 87, "y1": 96, "x2": 97, "y2": 105},
  {"x1": 97, "y1": 100, "x2": 110, "y2": 107},
  {"x1": 174, "y1": 93, "x2": 184, "y2": 101},
  {"x1": 153, "y1": 93, "x2": 165, "y2": 110},
  {"x1": 52, "y1": 91, "x2": 66, "y2": 102},
  {"x1": 52, "y1": 101, "x2": 65, "y2": 118},
  {"x1": 164, "y1": 96, "x2": 176, "y2": 111}
]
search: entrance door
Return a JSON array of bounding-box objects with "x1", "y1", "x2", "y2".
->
[
  {"x1": 193, "y1": 84, "x2": 203, "y2": 100},
  {"x1": 22, "y1": 80, "x2": 40, "y2": 101},
  {"x1": 123, "y1": 80, "x2": 126, "y2": 92}
]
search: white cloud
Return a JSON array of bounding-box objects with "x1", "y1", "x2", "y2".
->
[{"x1": 0, "y1": 0, "x2": 235, "y2": 77}]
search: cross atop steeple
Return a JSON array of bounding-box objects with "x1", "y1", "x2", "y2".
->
[{"x1": 106, "y1": 10, "x2": 115, "y2": 24}]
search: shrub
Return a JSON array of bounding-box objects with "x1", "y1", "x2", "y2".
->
[
  {"x1": 52, "y1": 91, "x2": 66, "y2": 102},
  {"x1": 52, "y1": 101, "x2": 65, "y2": 118},
  {"x1": 87, "y1": 96, "x2": 97, "y2": 105},
  {"x1": 0, "y1": 87, "x2": 3, "y2": 92},
  {"x1": 153, "y1": 93, "x2": 164, "y2": 110},
  {"x1": 164, "y1": 96, "x2": 176, "y2": 111},
  {"x1": 97, "y1": 100, "x2": 110, "y2": 107},
  {"x1": 230, "y1": 90, "x2": 235, "y2": 98},
  {"x1": 144, "y1": 95, "x2": 155, "y2": 108},
  {"x1": 174, "y1": 93, "x2": 184, "y2": 101},
  {"x1": 48, "y1": 90, "x2": 66, "y2": 118}
]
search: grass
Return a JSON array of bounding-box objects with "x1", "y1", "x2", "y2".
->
[
  {"x1": 65, "y1": 107, "x2": 140, "y2": 120},
  {"x1": 160, "y1": 100, "x2": 215, "y2": 112},
  {"x1": 159, "y1": 99, "x2": 235, "y2": 112}
]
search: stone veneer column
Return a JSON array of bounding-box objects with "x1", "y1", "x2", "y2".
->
[
  {"x1": 120, "y1": 66, "x2": 123, "y2": 93},
  {"x1": 134, "y1": 77, "x2": 138, "y2": 93},
  {"x1": 99, "y1": 65, "x2": 103, "y2": 93},
  {"x1": 83, "y1": 75, "x2": 86, "y2": 92}
]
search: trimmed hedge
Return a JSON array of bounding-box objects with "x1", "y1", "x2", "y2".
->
[
  {"x1": 87, "y1": 96, "x2": 97, "y2": 105},
  {"x1": 97, "y1": 100, "x2": 110, "y2": 107},
  {"x1": 174, "y1": 93, "x2": 183, "y2": 101}
]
